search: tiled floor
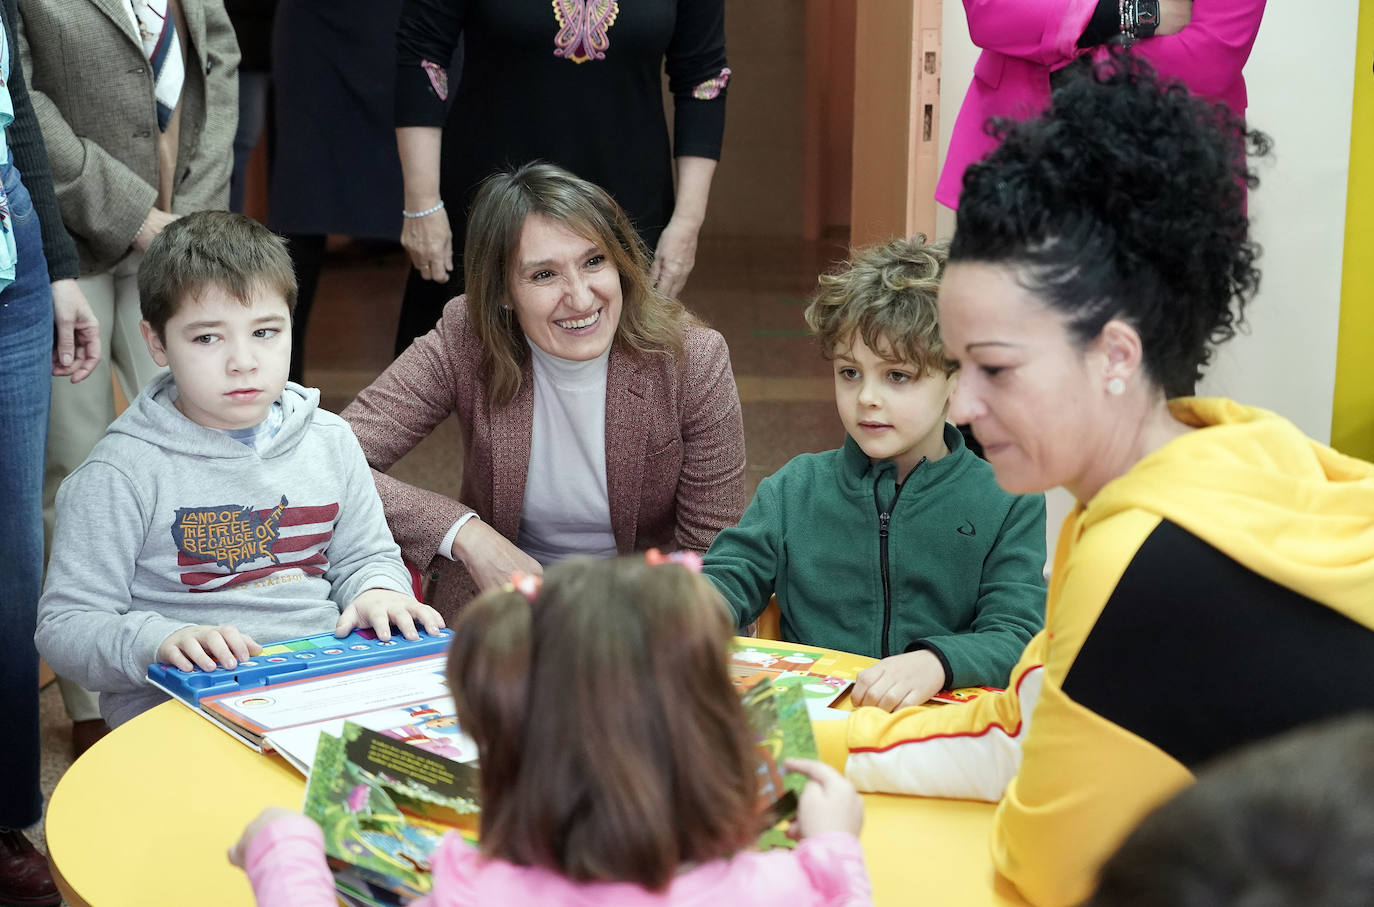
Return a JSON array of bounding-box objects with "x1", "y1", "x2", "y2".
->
[{"x1": 33, "y1": 230, "x2": 855, "y2": 886}]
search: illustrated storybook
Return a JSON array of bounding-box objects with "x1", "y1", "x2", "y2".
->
[
  {"x1": 730, "y1": 640, "x2": 857, "y2": 713},
  {"x1": 303, "y1": 722, "x2": 481, "y2": 905},
  {"x1": 146, "y1": 628, "x2": 456, "y2": 752},
  {"x1": 729, "y1": 638, "x2": 1003, "y2": 709},
  {"x1": 300, "y1": 672, "x2": 823, "y2": 903},
  {"x1": 742, "y1": 680, "x2": 821, "y2": 849}
]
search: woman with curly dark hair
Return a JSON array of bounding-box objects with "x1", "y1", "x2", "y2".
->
[{"x1": 842, "y1": 57, "x2": 1374, "y2": 906}]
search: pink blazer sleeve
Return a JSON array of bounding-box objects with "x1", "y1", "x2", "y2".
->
[
  {"x1": 962, "y1": 0, "x2": 1099, "y2": 67},
  {"x1": 672, "y1": 326, "x2": 747, "y2": 553},
  {"x1": 341, "y1": 298, "x2": 480, "y2": 572},
  {"x1": 1113, "y1": 0, "x2": 1267, "y2": 110}
]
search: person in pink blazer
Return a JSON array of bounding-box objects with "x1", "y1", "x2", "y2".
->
[
  {"x1": 342, "y1": 163, "x2": 746, "y2": 621},
  {"x1": 937, "y1": 0, "x2": 1267, "y2": 209}
]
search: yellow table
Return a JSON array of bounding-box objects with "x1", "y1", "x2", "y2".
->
[{"x1": 47, "y1": 644, "x2": 1028, "y2": 906}]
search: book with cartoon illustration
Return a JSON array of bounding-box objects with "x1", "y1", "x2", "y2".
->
[
  {"x1": 303, "y1": 722, "x2": 481, "y2": 903},
  {"x1": 730, "y1": 639, "x2": 1002, "y2": 709},
  {"x1": 729, "y1": 641, "x2": 857, "y2": 713},
  {"x1": 267, "y1": 699, "x2": 478, "y2": 776},
  {"x1": 146, "y1": 628, "x2": 456, "y2": 752},
  {"x1": 741, "y1": 680, "x2": 820, "y2": 849},
  {"x1": 302, "y1": 677, "x2": 821, "y2": 902}
]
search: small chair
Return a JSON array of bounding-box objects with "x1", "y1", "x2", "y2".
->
[{"x1": 756, "y1": 595, "x2": 782, "y2": 641}]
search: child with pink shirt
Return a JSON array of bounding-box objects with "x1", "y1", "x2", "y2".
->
[{"x1": 230, "y1": 554, "x2": 874, "y2": 906}]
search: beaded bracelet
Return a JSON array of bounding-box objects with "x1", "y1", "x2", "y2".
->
[
  {"x1": 1119, "y1": 0, "x2": 1138, "y2": 46},
  {"x1": 402, "y1": 200, "x2": 446, "y2": 219}
]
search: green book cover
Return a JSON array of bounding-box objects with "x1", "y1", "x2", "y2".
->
[
  {"x1": 303, "y1": 722, "x2": 481, "y2": 900},
  {"x1": 741, "y1": 680, "x2": 819, "y2": 849}
]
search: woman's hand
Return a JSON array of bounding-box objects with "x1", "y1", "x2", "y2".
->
[
  {"x1": 401, "y1": 208, "x2": 453, "y2": 284},
  {"x1": 850, "y1": 649, "x2": 946, "y2": 712},
  {"x1": 1156, "y1": 0, "x2": 1192, "y2": 36},
  {"x1": 132, "y1": 208, "x2": 180, "y2": 252},
  {"x1": 396, "y1": 126, "x2": 452, "y2": 283},
  {"x1": 786, "y1": 757, "x2": 864, "y2": 839},
  {"x1": 649, "y1": 215, "x2": 699, "y2": 300},
  {"x1": 50, "y1": 278, "x2": 101, "y2": 383},
  {"x1": 450, "y1": 519, "x2": 543, "y2": 590}
]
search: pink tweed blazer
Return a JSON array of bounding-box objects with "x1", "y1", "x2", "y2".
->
[
  {"x1": 937, "y1": 0, "x2": 1266, "y2": 208},
  {"x1": 341, "y1": 297, "x2": 747, "y2": 619}
]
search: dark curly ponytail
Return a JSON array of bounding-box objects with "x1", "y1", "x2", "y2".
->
[{"x1": 950, "y1": 53, "x2": 1271, "y2": 397}]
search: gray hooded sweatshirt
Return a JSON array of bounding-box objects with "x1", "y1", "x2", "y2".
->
[{"x1": 36, "y1": 374, "x2": 414, "y2": 727}]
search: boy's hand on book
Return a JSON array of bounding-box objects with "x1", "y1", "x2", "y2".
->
[
  {"x1": 786, "y1": 757, "x2": 864, "y2": 838},
  {"x1": 227, "y1": 806, "x2": 301, "y2": 868},
  {"x1": 851, "y1": 650, "x2": 945, "y2": 712},
  {"x1": 336, "y1": 589, "x2": 445, "y2": 642},
  {"x1": 157, "y1": 625, "x2": 263, "y2": 672}
]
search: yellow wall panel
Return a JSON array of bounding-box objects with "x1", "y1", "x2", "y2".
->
[{"x1": 1334, "y1": 0, "x2": 1374, "y2": 458}]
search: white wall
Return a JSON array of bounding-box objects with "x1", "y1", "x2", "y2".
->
[{"x1": 935, "y1": 2, "x2": 1360, "y2": 557}]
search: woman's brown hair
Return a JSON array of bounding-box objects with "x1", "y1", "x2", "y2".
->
[
  {"x1": 445, "y1": 556, "x2": 761, "y2": 890},
  {"x1": 463, "y1": 162, "x2": 695, "y2": 408}
]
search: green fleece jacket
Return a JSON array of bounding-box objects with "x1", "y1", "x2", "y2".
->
[{"x1": 704, "y1": 425, "x2": 1047, "y2": 688}]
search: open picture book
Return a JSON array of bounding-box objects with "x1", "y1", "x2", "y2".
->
[{"x1": 302, "y1": 679, "x2": 820, "y2": 904}]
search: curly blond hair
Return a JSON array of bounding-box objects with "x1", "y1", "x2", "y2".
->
[{"x1": 803, "y1": 235, "x2": 953, "y2": 376}]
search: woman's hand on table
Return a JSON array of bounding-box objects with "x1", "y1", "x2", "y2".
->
[
  {"x1": 786, "y1": 757, "x2": 864, "y2": 838},
  {"x1": 335, "y1": 589, "x2": 446, "y2": 641},
  {"x1": 228, "y1": 806, "x2": 299, "y2": 868},
  {"x1": 851, "y1": 649, "x2": 945, "y2": 712},
  {"x1": 450, "y1": 519, "x2": 544, "y2": 590}
]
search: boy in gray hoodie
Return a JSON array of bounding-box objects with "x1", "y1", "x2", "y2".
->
[{"x1": 36, "y1": 212, "x2": 443, "y2": 727}]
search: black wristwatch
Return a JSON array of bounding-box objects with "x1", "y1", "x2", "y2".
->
[{"x1": 1135, "y1": 0, "x2": 1161, "y2": 39}]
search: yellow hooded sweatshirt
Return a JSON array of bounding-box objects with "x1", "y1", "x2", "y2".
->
[{"x1": 845, "y1": 398, "x2": 1374, "y2": 906}]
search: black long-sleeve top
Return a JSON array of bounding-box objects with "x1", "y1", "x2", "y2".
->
[
  {"x1": 2, "y1": 0, "x2": 78, "y2": 281},
  {"x1": 395, "y1": 0, "x2": 729, "y2": 252}
]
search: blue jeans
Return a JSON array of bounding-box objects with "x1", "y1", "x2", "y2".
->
[{"x1": 0, "y1": 159, "x2": 51, "y2": 828}]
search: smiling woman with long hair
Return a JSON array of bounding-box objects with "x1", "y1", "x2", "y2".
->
[{"x1": 342, "y1": 162, "x2": 747, "y2": 621}]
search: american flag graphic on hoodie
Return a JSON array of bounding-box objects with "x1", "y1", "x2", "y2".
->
[{"x1": 172, "y1": 496, "x2": 339, "y2": 592}]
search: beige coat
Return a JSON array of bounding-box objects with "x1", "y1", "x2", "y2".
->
[
  {"x1": 342, "y1": 298, "x2": 748, "y2": 621},
  {"x1": 16, "y1": 0, "x2": 238, "y2": 272}
]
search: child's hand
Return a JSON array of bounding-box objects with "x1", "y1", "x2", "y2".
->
[
  {"x1": 786, "y1": 757, "x2": 864, "y2": 838},
  {"x1": 228, "y1": 806, "x2": 300, "y2": 868},
  {"x1": 156, "y1": 625, "x2": 262, "y2": 672},
  {"x1": 851, "y1": 649, "x2": 945, "y2": 712},
  {"x1": 336, "y1": 588, "x2": 445, "y2": 642}
]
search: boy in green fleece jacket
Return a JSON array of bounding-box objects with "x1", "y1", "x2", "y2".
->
[{"x1": 704, "y1": 237, "x2": 1046, "y2": 711}]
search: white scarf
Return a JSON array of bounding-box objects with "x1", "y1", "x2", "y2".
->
[{"x1": 125, "y1": 0, "x2": 184, "y2": 131}]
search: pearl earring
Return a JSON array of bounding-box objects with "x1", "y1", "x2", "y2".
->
[{"x1": 1106, "y1": 377, "x2": 1126, "y2": 396}]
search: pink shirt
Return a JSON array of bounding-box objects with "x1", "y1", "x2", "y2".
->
[
  {"x1": 937, "y1": 0, "x2": 1268, "y2": 208},
  {"x1": 242, "y1": 814, "x2": 874, "y2": 907}
]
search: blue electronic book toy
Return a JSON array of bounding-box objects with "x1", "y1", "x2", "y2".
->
[{"x1": 147, "y1": 627, "x2": 454, "y2": 706}]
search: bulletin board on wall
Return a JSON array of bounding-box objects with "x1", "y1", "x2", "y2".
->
[{"x1": 1334, "y1": 0, "x2": 1374, "y2": 460}]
